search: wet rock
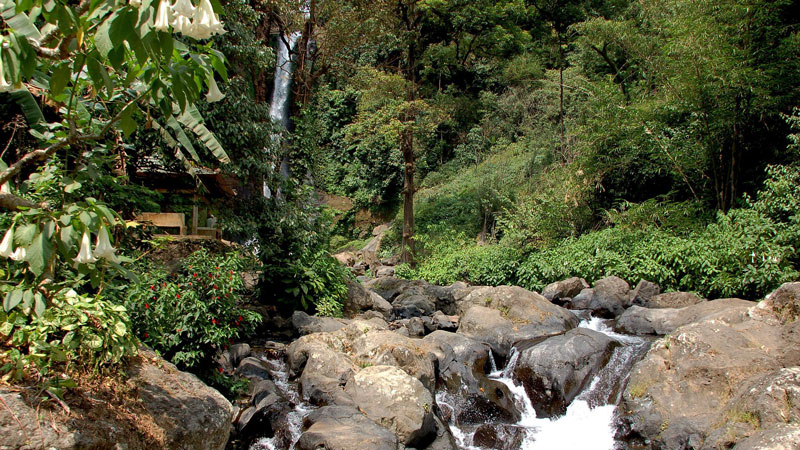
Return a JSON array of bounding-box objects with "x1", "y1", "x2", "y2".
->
[
  {"x1": 235, "y1": 389, "x2": 293, "y2": 445},
  {"x1": 513, "y1": 328, "x2": 618, "y2": 417},
  {"x1": 615, "y1": 298, "x2": 752, "y2": 335},
  {"x1": 345, "y1": 365, "x2": 437, "y2": 447},
  {"x1": 217, "y1": 342, "x2": 251, "y2": 371},
  {"x1": 630, "y1": 280, "x2": 661, "y2": 307},
  {"x1": 297, "y1": 405, "x2": 398, "y2": 450},
  {"x1": 541, "y1": 277, "x2": 590, "y2": 304},
  {"x1": 426, "y1": 415, "x2": 459, "y2": 450},
  {"x1": 645, "y1": 291, "x2": 705, "y2": 309},
  {"x1": 456, "y1": 286, "x2": 578, "y2": 357},
  {"x1": 422, "y1": 331, "x2": 521, "y2": 424},
  {"x1": 292, "y1": 310, "x2": 347, "y2": 335},
  {"x1": 236, "y1": 356, "x2": 272, "y2": 380},
  {"x1": 472, "y1": 424, "x2": 527, "y2": 450}
]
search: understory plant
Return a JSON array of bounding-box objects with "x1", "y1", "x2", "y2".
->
[{"x1": 123, "y1": 248, "x2": 261, "y2": 372}]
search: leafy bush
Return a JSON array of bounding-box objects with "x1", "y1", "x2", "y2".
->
[
  {"x1": 123, "y1": 249, "x2": 261, "y2": 371},
  {"x1": 1, "y1": 289, "x2": 137, "y2": 391},
  {"x1": 267, "y1": 250, "x2": 350, "y2": 317}
]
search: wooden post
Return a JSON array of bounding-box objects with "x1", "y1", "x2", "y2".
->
[{"x1": 192, "y1": 205, "x2": 198, "y2": 236}]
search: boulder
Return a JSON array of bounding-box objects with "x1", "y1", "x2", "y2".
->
[
  {"x1": 292, "y1": 310, "x2": 347, "y2": 335},
  {"x1": 364, "y1": 278, "x2": 461, "y2": 314},
  {"x1": 569, "y1": 288, "x2": 594, "y2": 309},
  {"x1": 630, "y1": 280, "x2": 661, "y2": 307},
  {"x1": 764, "y1": 281, "x2": 800, "y2": 324},
  {"x1": 619, "y1": 307, "x2": 794, "y2": 449},
  {"x1": 235, "y1": 356, "x2": 272, "y2": 381},
  {"x1": 235, "y1": 389, "x2": 294, "y2": 446},
  {"x1": 541, "y1": 277, "x2": 589, "y2": 303},
  {"x1": 343, "y1": 278, "x2": 392, "y2": 318},
  {"x1": 217, "y1": 342, "x2": 251, "y2": 371},
  {"x1": 422, "y1": 331, "x2": 521, "y2": 424},
  {"x1": 615, "y1": 298, "x2": 753, "y2": 335},
  {"x1": 376, "y1": 266, "x2": 395, "y2": 277},
  {"x1": 334, "y1": 252, "x2": 356, "y2": 266},
  {"x1": 351, "y1": 330, "x2": 436, "y2": 391},
  {"x1": 588, "y1": 276, "x2": 631, "y2": 317},
  {"x1": 0, "y1": 350, "x2": 233, "y2": 450},
  {"x1": 513, "y1": 328, "x2": 618, "y2": 417},
  {"x1": 297, "y1": 406, "x2": 398, "y2": 450},
  {"x1": 431, "y1": 311, "x2": 459, "y2": 331},
  {"x1": 645, "y1": 291, "x2": 705, "y2": 309},
  {"x1": 456, "y1": 286, "x2": 578, "y2": 357},
  {"x1": 393, "y1": 291, "x2": 437, "y2": 316},
  {"x1": 472, "y1": 424, "x2": 528, "y2": 450},
  {"x1": 286, "y1": 333, "x2": 357, "y2": 402},
  {"x1": 344, "y1": 365, "x2": 437, "y2": 447},
  {"x1": 732, "y1": 425, "x2": 800, "y2": 450}
]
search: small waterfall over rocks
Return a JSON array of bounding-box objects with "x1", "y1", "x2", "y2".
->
[{"x1": 263, "y1": 32, "x2": 301, "y2": 199}]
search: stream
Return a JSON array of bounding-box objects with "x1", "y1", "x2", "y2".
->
[{"x1": 243, "y1": 313, "x2": 650, "y2": 450}]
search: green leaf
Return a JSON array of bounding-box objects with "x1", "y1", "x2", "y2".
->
[
  {"x1": 26, "y1": 230, "x2": 54, "y2": 277},
  {"x1": 3, "y1": 290, "x2": 23, "y2": 312},
  {"x1": 64, "y1": 181, "x2": 82, "y2": 193},
  {"x1": 34, "y1": 294, "x2": 46, "y2": 317},
  {"x1": 177, "y1": 105, "x2": 230, "y2": 164},
  {"x1": 167, "y1": 116, "x2": 200, "y2": 162},
  {"x1": 113, "y1": 321, "x2": 127, "y2": 336},
  {"x1": 8, "y1": 88, "x2": 45, "y2": 130},
  {"x1": 49, "y1": 63, "x2": 71, "y2": 97},
  {"x1": 22, "y1": 290, "x2": 33, "y2": 308},
  {"x1": 1, "y1": 2, "x2": 42, "y2": 41}
]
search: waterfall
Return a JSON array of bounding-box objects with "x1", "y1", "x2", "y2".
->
[{"x1": 263, "y1": 32, "x2": 302, "y2": 199}]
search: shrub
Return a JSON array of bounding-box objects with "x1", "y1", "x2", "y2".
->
[
  {"x1": 269, "y1": 250, "x2": 350, "y2": 317},
  {"x1": 123, "y1": 248, "x2": 261, "y2": 371},
  {"x1": 0, "y1": 288, "x2": 137, "y2": 390}
]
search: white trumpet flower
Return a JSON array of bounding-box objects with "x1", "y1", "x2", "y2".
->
[
  {"x1": 154, "y1": 0, "x2": 172, "y2": 32},
  {"x1": 172, "y1": 14, "x2": 193, "y2": 35},
  {"x1": 9, "y1": 247, "x2": 26, "y2": 262},
  {"x1": 0, "y1": 52, "x2": 11, "y2": 93},
  {"x1": 187, "y1": 0, "x2": 224, "y2": 39},
  {"x1": 74, "y1": 231, "x2": 97, "y2": 264},
  {"x1": 205, "y1": 74, "x2": 225, "y2": 102},
  {"x1": 172, "y1": 0, "x2": 195, "y2": 17},
  {"x1": 0, "y1": 226, "x2": 14, "y2": 258},
  {"x1": 93, "y1": 226, "x2": 120, "y2": 263}
]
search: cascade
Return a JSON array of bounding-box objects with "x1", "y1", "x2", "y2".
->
[{"x1": 263, "y1": 32, "x2": 302, "y2": 198}]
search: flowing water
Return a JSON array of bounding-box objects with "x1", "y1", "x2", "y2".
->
[
  {"x1": 263, "y1": 32, "x2": 301, "y2": 199},
  {"x1": 446, "y1": 314, "x2": 650, "y2": 450},
  {"x1": 249, "y1": 313, "x2": 649, "y2": 450}
]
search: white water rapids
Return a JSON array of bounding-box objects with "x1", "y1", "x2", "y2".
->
[
  {"x1": 248, "y1": 314, "x2": 648, "y2": 450},
  {"x1": 444, "y1": 315, "x2": 648, "y2": 450}
]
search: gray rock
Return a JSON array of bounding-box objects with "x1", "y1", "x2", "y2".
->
[
  {"x1": 570, "y1": 288, "x2": 594, "y2": 309},
  {"x1": 1, "y1": 350, "x2": 233, "y2": 450},
  {"x1": 541, "y1": 277, "x2": 589, "y2": 303},
  {"x1": 422, "y1": 331, "x2": 521, "y2": 424},
  {"x1": 513, "y1": 328, "x2": 618, "y2": 417},
  {"x1": 297, "y1": 406, "x2": 398, "y2": 450},
  {"x1": 394, "y1": 291, "x2": 437, "y2": 316},
  {"x1": 431, "y1": 311, "x2": 459, "y2": 331},
  {"x1": 376, "y1": 266, "x2": 395, "y2": 277},
  {"x1": 615, "y1": 298, "x2": 753, "y2": 335},
  {"x1": 292, "y1": 310, "x2": 347, "y2": 335},
  {"x1": 343, "y1": 278, "x2": 391, "y2": 318},
  {"x1": 456, "y1": 286, "x2": 578, "y2": 357},
  {"x1": 472, "y1": 424, "x2": 527, "y2": 450},
  {"x1": 345, "y1": 365, "x2": 436, "y2": 446},
  {"x1": 588, "y1": 276, "x2": 631, "y2": 317},
  {"x1": 630, "y1": 280, "x2": 661, "y2": 307},
  {"x1": 351, "y1": 330, "x2": 436, "y2": 391},
  {"x1": 406, "y1": 316, "x2": 426, "y2": 336},
  {"x1": 765, "y1": 281, "x2": 800, "y2": 324},
  {"x1": 646, "y1": 291, "x2": 705, "y2": 309},
  {"x1": 236, "y1": 356, "x2": 272, "y2": 380},
  {"x1": 733, "y1": 425, "x2": 800, "y2": 450},
  {"x1": 619, "y1": 307, "x2": 794, "y2": 449}
]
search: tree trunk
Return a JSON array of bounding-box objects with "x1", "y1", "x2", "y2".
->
[
  {"x1": 558, "y1": 40, "x2": 566, "y2": 162},
  {"x1": 292, "y1": 0, "x2": 316, "y2": 115},
  {"x1": 400, "y1": 129, "x2": 415, "y2": 264}
]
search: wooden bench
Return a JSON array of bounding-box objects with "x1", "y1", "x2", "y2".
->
[{"x1": 137, "y1": 212, "x2": 186, "y2": 235}]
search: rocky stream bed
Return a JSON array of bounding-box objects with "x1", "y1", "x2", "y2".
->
[{"x1": 223, "y1": 276, "x2": 800, "y2": 450}]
